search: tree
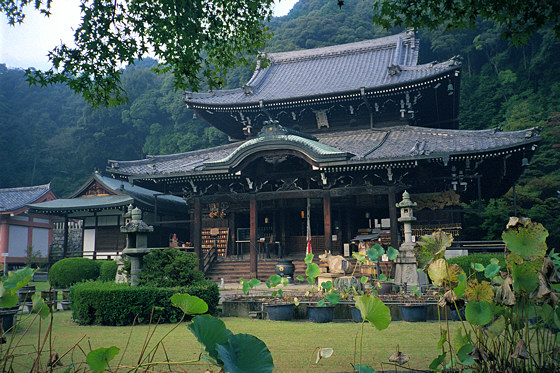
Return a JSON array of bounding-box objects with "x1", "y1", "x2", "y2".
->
[
  {"x1": 1, "y1": 0, "x2": 275, "y2": 106},
  {"x1": 370, "y1": 0, "x2": 560, "y2": 45}
]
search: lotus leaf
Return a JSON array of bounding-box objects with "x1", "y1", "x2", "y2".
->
[
  {"x1": 428, "y1": 259, "x2": 464, "y2": 287},
  {"x1": 484, "y1": 263, "x2": 501, "y2": 279},
  {"x1": 325, "y1": 292, "x2": 340, "y2": 305},
  {"x1": 386, "y1": 246, "x2": 399, "y2": 260},
  {"x1": 465, "y1": 301, "x2": 493, "y2": 325},
  {"x1": 216, "y1": 334, "x2": 274, "y2": 373},
  {"x1": 529, "y1": 272, "x2": 552, "y2": 299},
  {"x1": 495, "y1": 276, "x2": 516, "y2": 306},
  {"x1": 171, "y1": 293, "x2": 208, "y2": 315},
  {"x1": 355, "y1": 295, "x2": 391, "y2": 330},
  {"x1": 464, "y1": 279, "x2": 494, "y2": 302},
  {"x1": 502, "y1": 218, "x2": 548, "y2": 260},
  {"x1": 414, "y1": 230, "x2": 453, "y2": 271},
  {"x1": 510, "y1": 339, "x2": 530, "y2": 359},
  {"x1": 388, "y1": 350, "x2": 410, "y2": 365},
  {"x1": 429, "y1": 353, "x2": 446, "y2": 371},
  {"x1": 31, "y1": 292, "x2": 50, "y2": 319},
  {"x1": 511, "y1": 262, "x2": 539, "y2": 293},
  {"x1": 86, "y1": 346, "x2": 119, "y2": 373},
  {"x1": 305, "y1": 253, "x2": 314, "y2": 264},
  {"x1": 354, "y1": 364, "x2": 377, "y2": 373},
  {"x1": 306, "y1": 263, "x2": 320, "y2": 278},
  {"x1": 486, "y1": 315, "x2": 506, "y2": 338},
  {"x1": 453, "y1": 273, "x2": 468, "y2": 298},
  {"x1": 0, "y1": 285, "x2": 18, "y2": 308},
  {"x1": 314, "y1": 347, "x2": 334, "y2": 364},
  {"x1": 457, "y1": 344, "x2": 475, "y2": 366},
  {"x1": 3, "y1": 267, "x2": 34, "y2": 291},
  {"x1": 188, "y1": 315, "x2": 233, "y2": 365}
]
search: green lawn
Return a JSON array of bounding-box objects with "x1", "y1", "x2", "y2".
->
[{"x1": 6, "y1": 311, "x2": 458, "y2": 372}]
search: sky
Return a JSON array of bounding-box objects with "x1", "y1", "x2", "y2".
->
[{"x1": 0, "y1": 0, "x2": 299, "y2": 70}]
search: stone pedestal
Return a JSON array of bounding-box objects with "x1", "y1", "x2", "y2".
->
[
  {"x1": 120, "y1": 206, "x2": 153, "y2": 286},
  {"x1": 393, "y1": 242, "x2": 426, "y2": 291}
]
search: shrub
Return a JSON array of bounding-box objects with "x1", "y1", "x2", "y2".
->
[
  {"x1": 70, "y1": 280, "x2": 219, "y2": 325},
  {"x1": 49, "y1": 257, "x2": 100, "y2": 288},
  {"x1": 138, "y1": 248, "x2": 205, "y2": 287},
  {"x1": 447, "y1": 253, "x2": 507, "y2": 282},
  {"x1": 98, "y1": 260, "x2": 118, "y2": 282}
]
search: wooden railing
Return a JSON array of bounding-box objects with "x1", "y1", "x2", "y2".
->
[
  {"x1": 450, "y1": 241, "x2": 506, "y2": 253},
  {"x1": 202, "y1": 246, "x2": 218, "y2": 273}
]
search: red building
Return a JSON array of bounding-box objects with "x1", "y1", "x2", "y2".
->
[{"x1": 0, "y1": 184, "x2": 57, "y2": 266}]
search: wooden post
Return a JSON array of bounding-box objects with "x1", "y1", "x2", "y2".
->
[
  {"x1": 280, "y1": 200, "x2": 286, "y2": 257},
  {"x1": 388, "y1": 189, "x2": 399, "y2": 249},
  {"x1": 193, "y1": 198, "x2": 202, "y2": 271},
  {"x1": 63, "y1": 215, "x2": 69, "y2": 258},
  {"x1": 250, "y1": 197, "x2": 258, "y2": 278},
  {"x1": 323, "y1": 192, "x2": 332, "y2": 252}
]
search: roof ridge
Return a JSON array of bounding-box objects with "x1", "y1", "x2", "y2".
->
[
  {"x1": 0, "y1": 183, "x2": 51, "y2": 193},
  {"x1": 268, "y1": 32, "x2": 413, "y2": 65}
]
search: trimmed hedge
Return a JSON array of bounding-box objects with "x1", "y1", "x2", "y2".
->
[
  {"x1": 70, "y1": 280, "x2": 219, "y2": 325},
  {"x1": 138, "y1": 248, "x2": 205, "y2": 287},
  {"x1": 99, "y1": 260, "x2": 118, "y2": 282},
  {"x1": 447, "y1": 253, "x2": 507, "y2": 282},
  {"x1": 49, "y1": 257, "x2": 100, "y2": 288}
]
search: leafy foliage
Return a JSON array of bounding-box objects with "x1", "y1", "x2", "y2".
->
[
  {"x1": 98, "y1": 260, "x2": 118, "y2": 282},
  {"x1": 371, "y1": 0, "x2": 560, "y2": 44},
  {"x1": 49, "y1": 257, "x2": 100, "y2": 288},
  {"x1": 137, "y1": 248, "x2": 205, "y2": 287},
  {"x1": 2, "y1": 0, "x2": 276, "y2": 106}
]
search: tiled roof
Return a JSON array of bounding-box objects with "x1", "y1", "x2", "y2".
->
[
  {"x1": 28, "y1": 174, "x2": 187, "y2": 215},
  {"x1": 107, "y1": 126, "x2": 540, "y2": 178},
  {"x1": 185, "y1": 31, "x2": 460, "y2": 106},
  {"x1": 0, "y1": 184, "x2": 51, "y2": 213}
]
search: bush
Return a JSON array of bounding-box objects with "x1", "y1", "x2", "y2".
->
[
  {"x1": 98, "y1": 260, "x2": 118, "y2": 282},
  {"x1": 447, "y1": 253, "x2": 507, "y2": 282},
  {"x1": 49, "y1": 257, "x2": 100, "y2": 288},
  {"x1": 70, "y1": 280, "x2": 219, "y2": 325},
  {"x1": 138, "y1": 248, "x2": 205, "y2": 287}
]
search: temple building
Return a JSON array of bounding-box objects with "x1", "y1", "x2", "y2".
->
[
  {"x1": 0, "y1": 184, "x2": 57, "y2": 265},
  {"x1": 105, "y1": 31, "x2": 540, "y2": 278},
  {"x1": 28, "y1": 173, "x2": 188, "y2": 260}
]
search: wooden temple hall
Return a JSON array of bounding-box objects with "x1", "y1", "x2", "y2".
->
[{"x1": 105, "y1": 31, "x2": 540, "y2": 277}]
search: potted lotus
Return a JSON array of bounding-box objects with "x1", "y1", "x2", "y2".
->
[
  {"x1": 354, "y1": 244, "x2": 399, "y2": 295},
  {"x1": 297, "y1": 253, "x2": 341, "y2": 323},
  {"x1": 264, "y1": 275, "x2": 295, "y2": 321}
]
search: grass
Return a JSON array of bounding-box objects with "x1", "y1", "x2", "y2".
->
[{"x1": 5, "y1": 310, "x2": 460, "y2": 372}]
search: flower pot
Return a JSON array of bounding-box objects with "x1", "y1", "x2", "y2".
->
[
  {"x1": 0, "y1": 307, "x2": 19, "y2": 332},
  {"x1": 350, "y1": 306, "x2": 363, "y2": 323},
  {"x1": 400, "y1": 304, "x2": 428, "y2": 322},
  {"x1": 18, "y1": 285, "x2": 35, "y2": 305},
  {"x1": 275, "y1": 260, "x2": 295, "y2": 283},
  {"x1": 308, "y1": 305, "x2": 334, "y2": 323},
  {"x1": 375, "y1": 281, "x2": 394, "y2": 295},
  {"x1": 266, "y1": 303, "x2": 294, "y2": 321}
]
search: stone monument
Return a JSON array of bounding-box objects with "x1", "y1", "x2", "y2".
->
[
  {"x1": 393, "y1": 191, "x2": 426, "y2": 291},
  {"x1": 121, "y1": 205, "x2": 153, "y2": 285}
]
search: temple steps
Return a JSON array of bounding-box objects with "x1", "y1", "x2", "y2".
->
[{"x1": 205, "y1": 258, "x2": 312, "y2": 283}]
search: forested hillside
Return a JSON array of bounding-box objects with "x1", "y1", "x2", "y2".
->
[{"x1": 1, "y1": 0, "x2": 558, "y2": 246}]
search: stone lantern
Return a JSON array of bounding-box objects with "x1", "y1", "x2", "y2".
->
[
  {"x1": 121, "y1": 205, "x2": 153, "y2": 285},
  {"x1": 393, "y1": 191, "x2": 425, "y2": 291}
]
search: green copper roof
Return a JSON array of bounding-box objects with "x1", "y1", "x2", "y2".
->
[
  {"x1": 204, "y1": 124, "x2": 353, "y2": 171},
  {"x1": 28, "y1": 195, "x2": 133, "y2": 214}
]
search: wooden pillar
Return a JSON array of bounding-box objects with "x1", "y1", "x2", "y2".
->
[
  {"x1": 323, "y1": 192, "x2": 332, "y2": 252},
  {"x1": 0, "y1": 218, "x2": 9, "y2": 255},
  {"x1": 193, "y1": 198, "x2": 202, "y2": 271},
  {"x1": 250, "y1": 197, "x2": 258, "y2": 278},
  {"x1": 63, "y1": 215, "x2": 69, "y2": 258},
  {"x1": 280, "y1": 200, "x2": 286, "y2": 257},
  {"x1": 388, "y1": 188, "x2": 399, "y2": 249}
]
